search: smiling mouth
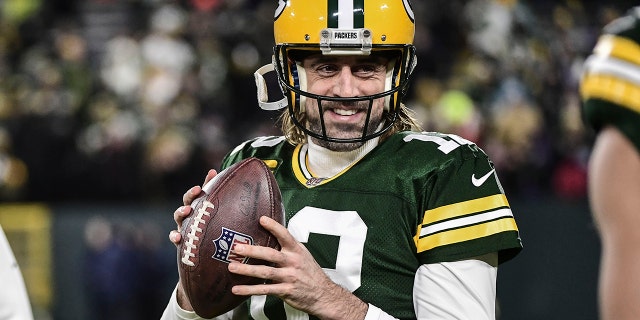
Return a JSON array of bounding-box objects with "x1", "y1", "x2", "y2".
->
[{"x1": 332, "y1": 108, "x2": 358, "y2": 116}]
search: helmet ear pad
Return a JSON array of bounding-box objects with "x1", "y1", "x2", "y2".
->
[
  {"x1": 383, "y1": 49, "x2": 413, "y2": 112},
  {"x1": 291, "y1": 60, "x2": 308, "y2": 113},
  {"x1": 384, "y1": 59, "x2": 397, "y2": 112}
]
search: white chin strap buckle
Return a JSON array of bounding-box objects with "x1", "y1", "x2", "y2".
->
[{"x1": 254, "y1": 64, "x2": 288, "y2": 110}]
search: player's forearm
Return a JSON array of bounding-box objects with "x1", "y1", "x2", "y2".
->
[
  {"x1": 318, "y1": 293, "x2": 402, "y2": 320},
  {"x1": 162, "y1": 284, "x2": 206, "y2": 320},
  {"x1": 176, "y1": 282, "x2": 194, "y2": 312},
  {"x1": 313, "y1": 284, "x2": 368, "y2": 320},
  {"x1": 320, "y1": 299, "x2": 401, "y2": 320},
  {"x1": 589, "y1": 127, "x2": 640, "y2": 320}
]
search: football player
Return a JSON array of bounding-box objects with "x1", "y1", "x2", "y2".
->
[
  {"x1": 0, "y1": 226, "x2": 34, "y2": 319},
  {"x1": 162, "y1": 1, "x2": 522, "y2": 319},
  {"x1": 580, "y1": 6, "x2": 640, "y2": 320}
]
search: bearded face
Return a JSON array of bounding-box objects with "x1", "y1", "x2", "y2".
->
[{"x1": 300, "y1": 54, "x2": 388, "y2": 151}]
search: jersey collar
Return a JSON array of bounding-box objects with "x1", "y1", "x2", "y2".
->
[{"x1": 292, "y1": 138, "x2": 379, "y2": 188}]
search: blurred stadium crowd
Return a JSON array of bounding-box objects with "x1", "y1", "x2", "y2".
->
[{"x1": 0, "y1": 0, "x2": 635, "y2": 203}]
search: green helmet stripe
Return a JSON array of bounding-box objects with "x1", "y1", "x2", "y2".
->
[
  {"x1": 354, "y1": 0, "x2": 364, "y2": 28},
  {"x1": 328, "y1": 0, "x2": 339, "y2": 28},
  {"x1": 328, "y1": 0, "x2": 365, "y2": 29}
]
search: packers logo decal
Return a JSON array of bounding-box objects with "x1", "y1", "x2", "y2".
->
[
  {"x1": 275, "y1": 0, "x2": 286, "y2": 19},
  {"x1": 403, "y1": 0, "x2": 415, "y2": 22}
]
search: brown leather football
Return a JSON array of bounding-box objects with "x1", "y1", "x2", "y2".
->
[{"x1": 177, "y1": 157, "x2": 284, "y2": 318}]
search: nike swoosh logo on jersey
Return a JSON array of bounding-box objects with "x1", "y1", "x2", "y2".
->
[{"x1": 471, "y1": 169, "x2": 496, "y2": 187}]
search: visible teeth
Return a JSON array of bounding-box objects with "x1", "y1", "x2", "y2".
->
[{"x1": 333, "y1": 109, "x2": 357, "y2": 116}]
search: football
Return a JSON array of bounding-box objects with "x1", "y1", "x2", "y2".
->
[{"x1": 177, "y1": 157, "x2": 284, "y2": 318}]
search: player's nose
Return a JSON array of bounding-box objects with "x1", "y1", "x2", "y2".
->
[{"x1": 332, "y1": 65, "x2": 358, "y2": 97}]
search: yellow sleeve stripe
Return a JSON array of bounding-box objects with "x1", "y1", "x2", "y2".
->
[
  {"x1": 415, "y1": 215, "x2": 519, "y2": 252},
  {"x1": 420, "y1": 194, "x2": 510, "y2": 226},
  {"x1": 413, "y1": 194, "x2": 518, "y2": 252},
  {"x1": 580, "y1": 74, "x2": 640, "y2": 113},
  {"x1": 594, "y1": 35, "x2": 640, "y2": 66}
]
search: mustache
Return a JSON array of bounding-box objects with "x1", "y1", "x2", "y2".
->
[{"x1": 317, "y1": 99, "x2": 371, "y2": 111}]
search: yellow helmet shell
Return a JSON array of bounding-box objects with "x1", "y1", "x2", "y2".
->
[{"x1": 274, "y1": 0, "x2": 415, "y2": 48}]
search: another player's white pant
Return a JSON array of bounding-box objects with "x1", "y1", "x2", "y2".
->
[{"x1": 0, "y1": 226, "x2": 34, "y2": 320}]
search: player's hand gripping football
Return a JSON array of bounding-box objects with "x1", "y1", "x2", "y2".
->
[
  {"x1": 169, "y1": 169, "x2": 218, "y2": 312},
  {"x1": 169, "y1": 169, "x2": 218, "y2": 246},
  {"x1": 169, "y1": 169, "x2": 368, "y2": 319},
  {"x1": 227, "y1": 215, "x2": 369, "y2": 319}
]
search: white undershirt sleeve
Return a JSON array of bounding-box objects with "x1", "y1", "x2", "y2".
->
[
  {"x1": 160, "y1": 285, "x2": 233, "y2": 320},
  {"x1": 364, "y1": 303, "x2": 400, "y2": 320},
  {"x1": 413, "y1": 259, "x2": 497, "y2": 319}
]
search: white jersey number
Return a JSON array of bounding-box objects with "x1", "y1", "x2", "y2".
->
[
  {"x1": 250, "y1": 207, "x2": 368, "y2": 320},
  {"x1": 403, "y1": 132, "x2": 473, "y2": 154}
]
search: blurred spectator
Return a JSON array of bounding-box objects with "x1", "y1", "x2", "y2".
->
[
  {"x1": 0, "y1": 126, "x2": 28, "y2": 200},
  {"x1": 84, "y1": 216, "x2": 171, "y2": 319},
  {"x1": 1, "y1": 0, "x2": 636, "y2": 202},
  {"x1": 84, "y1": 217, "x2": 137, "y2": 320}
]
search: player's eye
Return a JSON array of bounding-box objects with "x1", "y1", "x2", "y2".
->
[
  {"x1": 315, "y1": 64, "x2": 339, "y2": 76},
  {"x1": 352, "y1": 63, "x2": 385, "y2": 77}
]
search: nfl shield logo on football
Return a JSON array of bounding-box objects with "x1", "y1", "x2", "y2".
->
[{"x1": 213, "y1": 227, "x2": 254, "y2": 264}]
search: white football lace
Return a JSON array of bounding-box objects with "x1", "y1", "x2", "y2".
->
[{"x1": 181, "y1": 200, "x2": 215, "y2": 266}]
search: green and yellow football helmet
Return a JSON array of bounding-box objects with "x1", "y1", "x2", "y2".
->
[{"x1": 257, "y1": 0, "x2": 417, "y2": 143}]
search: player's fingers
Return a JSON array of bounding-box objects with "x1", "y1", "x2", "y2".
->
[
  {"x1": 169, "y1": 230, "x2": 182, "y2": 245},
  {"x1": 259, "y1": 216, "x2": 296, "y2": 248},
  {"x1": 183, "y1": 186, "x2": 202, "y2": 205},
  {"x1": 231, "y1": 242, "x2": 286, "y2": 265},
  {"x1": 230, "y1": 281, "x2": 285, "y2": 297},
  {"x1": 203, "y1": 169, "x2": 217, "y2": 186},
  {"x1": 228, "y1": 261, "x2": 283, "y2": 283},
  {"x1": 174, "y1": 205, "x2": 192, "y2": 229}
]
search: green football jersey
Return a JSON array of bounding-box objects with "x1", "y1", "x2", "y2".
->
[
  {"x1": 581, "y1": 6, "x2": 640, "y2": 152},
  {"x1": 221, "y1": 131, "x2": 522, "y2": 320}
]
